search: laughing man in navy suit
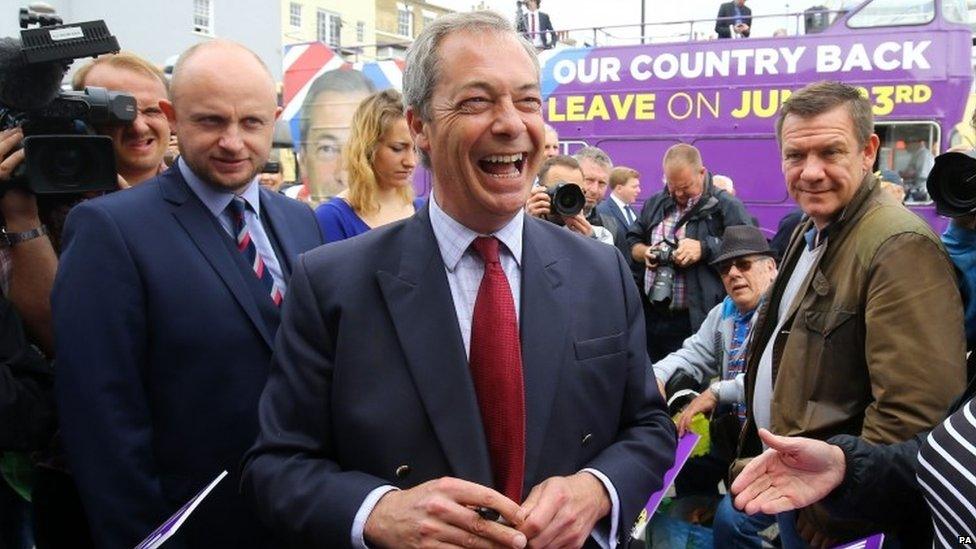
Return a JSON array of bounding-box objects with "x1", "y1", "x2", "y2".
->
[
  {"x1": 52, "y1": 41, "x2": 322, "y2": 548},
  {"x1": 243, "y1": 10, "x2": 676, "y2": 549}
]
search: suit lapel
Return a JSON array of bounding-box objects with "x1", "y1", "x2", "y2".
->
[
  {"x1": 160, "y1": 170, "x2": 275, "y2": 349},
  {"x1": 376, "y1": 209, "x2": 493, "y2": 486},
  {"x1": 519, "y1": 219, "x2": 571, "y2": 486},
  {"x1": 612, "y1": 201, "x2": 629, "y2": 227}
]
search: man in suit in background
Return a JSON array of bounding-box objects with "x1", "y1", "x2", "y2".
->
[
  {"x1": 52, "y1": 40, "x2": 322, "y2": 548},
  {"x1": 517, "y1": 0, "x2": 556, "y2": 50},
  {"x1": 242, "y1": 10, "x2": 675, "y2": 548},
  {"x1": 715, "y1": 0, "x2": 752, "y2": 38},
  {"x1": 598, "y1": 166, "x2": 641, "y2": 261}
]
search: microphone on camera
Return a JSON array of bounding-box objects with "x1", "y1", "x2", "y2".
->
[{"x1": 0, "y1": 37, "x2": 64, "y2": 111}]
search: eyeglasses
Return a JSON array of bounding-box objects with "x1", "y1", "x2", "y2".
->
[{"x1": 718, "y1": 257, "x2": 758, "y2": 276}]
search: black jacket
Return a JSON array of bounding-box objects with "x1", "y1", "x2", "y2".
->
[
  {"x1": 516, "y1": 10, "x2": 556, "y2": 48},
  {"x1": 625, "y1": 181, "x2": 754, "y2": 329},
  {"x1": 0, "y1": 295, "x2": 55, "y2": 451},
  {"x1": 715, "y1": 1, "x2": 752, "y2": 38},
  {"x1": 821, "y1": 367, "x2": 976, "y2": 546}
]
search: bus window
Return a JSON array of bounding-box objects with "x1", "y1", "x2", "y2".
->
[
  {"x1": 848, "y1": 0, "x2": 935, "y2": 27},
  {"x1": 943, "y1": 0, "x2": 969, "y2": 23},
  {"x1": 874, "y1": 121, "x2": 939, "y2": 204}
]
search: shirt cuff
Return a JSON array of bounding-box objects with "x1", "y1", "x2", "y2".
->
[
  {"x1": 351, "y1": 485, "x2": 399, "y2": 549},
  {"x1": 581, "y1": 468, "x2": 620, "y2": 549},
  {"x1": 713, "y1": 379, "x2": 737, "y2": 405}
]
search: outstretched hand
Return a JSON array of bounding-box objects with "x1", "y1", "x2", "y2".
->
[{"x1": 730, "y1": 429, "x2": 847, "y2": 516}]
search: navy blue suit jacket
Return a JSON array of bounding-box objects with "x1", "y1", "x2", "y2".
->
[
  {"x1": 52, "y1": 167, "x2": 322, "y2": 548},
  {"x1": 517, "y1": 10, "x2": 556, "y2": 48},
  {"x1": 241, "y1": 207, "x2": 676, "y2": 547},
  {"x1": 597, "y1": 199, "x2": 638, "y2": 270}
]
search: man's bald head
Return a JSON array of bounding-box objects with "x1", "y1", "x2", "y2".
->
[
  {"x1": 161, "y1": 40, "x2": 281, "y2": 193},
  {"x1": 169, "y1": 40, "x2": 276, "y2": 106}
]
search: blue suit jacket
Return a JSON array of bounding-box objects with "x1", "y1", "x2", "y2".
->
[
  {"x1": 597, "y1": 199, "x2": 637, "y2": 268},
  {"x1": 52, "y1": 167, "x2": 322, "y2": 548},
  {"x1": 241, "y1": 207, "x2": 676, "y2": 547}
]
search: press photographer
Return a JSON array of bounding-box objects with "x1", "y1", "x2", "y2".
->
[
  {"x1": 527, "y1": 155, "x2": 614, "y2": 244},
  {"x1": 927, "y1": 149, "x2": 976, "y2": 370},
  {"x1": 626, "y1": 143, "x2": 753, "y2": 361}
]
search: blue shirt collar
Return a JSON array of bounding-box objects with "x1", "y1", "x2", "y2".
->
[
  {"x1": 803, "y1": 223, "x2": 832, "y2": 251},
  {"x1": 428, "y1": 189, "x2": 524, "y2": 272},
  {"x1": 178, "y1": 157, "x2": 261, "y2": 217},
  {"x1": 720, "y1": 294, "x2": 761, "y2": 321}
]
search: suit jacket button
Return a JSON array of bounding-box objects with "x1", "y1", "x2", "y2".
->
[
  {"x1": 395, "y1": 465, "x2": 411, "y2": 479},
  {"x1": 581, "y1": 433, "x2": 593, "y2": 446}
]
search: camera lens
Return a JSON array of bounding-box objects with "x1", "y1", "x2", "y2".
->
[
  {"x1": 51, "y1": 148, "x2": 86, "y2": 180},
  {"x1": 549, "y1": 183, "x2": 585, "y2": 218}
]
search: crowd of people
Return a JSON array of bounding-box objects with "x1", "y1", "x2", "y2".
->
[{"x1": 0, "y1": 6, "x2": 975, "y2": 549}]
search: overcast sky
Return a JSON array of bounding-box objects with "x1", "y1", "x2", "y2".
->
[{"x1": 429, "y1": 0, "x2": 850, "y2": 41}]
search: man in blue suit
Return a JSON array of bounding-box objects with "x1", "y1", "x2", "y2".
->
[
  {"x1": 242, "y1": 11, "x2": 675, "y2": 549},
  {"x1": 52, "y1": 41, "x2": 322, "y2": 548},
  {"x1": 597, "y1": 166, "x2": 642, "y2": 264}
]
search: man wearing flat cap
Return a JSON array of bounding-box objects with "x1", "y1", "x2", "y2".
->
[{"x1": 652, "y1": 225, "x2": 777, "y2": 538}]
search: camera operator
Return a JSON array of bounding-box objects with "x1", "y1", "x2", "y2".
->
[
  {"x1": 0, "y1": 49, "x2": 166, "y2": 549},
  {"x1": 71, "y1": 52, "x2": 171, "y2": 187},
  {"x1": 626, "y1": 143, "x2": 753, "y2": 361},
  {"x1": 0, "y1": 125, "x2": 58, "y2": 549},
  {"x1": 528, "y1": 155, "x2": 614, "y2": 244}
]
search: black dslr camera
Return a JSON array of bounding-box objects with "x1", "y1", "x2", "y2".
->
[
  {"x1": 0, "y1": 7, "x2": 135, "y2": 194},
  {"x1": 927, "y1": 151, "x2": 976, "y2": 217},
  {"x1": 544, "y1": 182, "x2": 586, "y2": 225},
  {"x1": 648, "y1": 238, "x2": 677, "y2": 308}
]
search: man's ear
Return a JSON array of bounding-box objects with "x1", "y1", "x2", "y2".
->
[
  {"x1": 863, "y1": 133, "x2": 881, "y2": 170},
  {"x1": 160, "y1": 99, "x2": 176, "y2": 127},
  {"x1": 406, "y1": 106, "x2": 430, "y2": 157}
]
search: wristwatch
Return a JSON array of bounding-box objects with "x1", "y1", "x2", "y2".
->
[{"x1": 0, "y1": 225, "x2": 48, "y2": 247}]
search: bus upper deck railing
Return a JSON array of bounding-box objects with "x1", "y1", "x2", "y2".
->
[{"x1": 525, "y1": 8, "x2": 873, "y2": 48}]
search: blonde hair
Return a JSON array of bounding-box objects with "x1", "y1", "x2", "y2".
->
[
  {"x1": 609, "y1": 166, "x2": 639, "y2": 189},
  {"x1": 72, "y1": 51, "x2": 168, "y2": 92},
  {"x1": 344, "y1": 89, "x2": 414, "y2": 214}
]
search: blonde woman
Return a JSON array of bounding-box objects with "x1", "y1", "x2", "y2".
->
[{"x1": 314, "y1": 89, "x2": 420, "y2": 243}]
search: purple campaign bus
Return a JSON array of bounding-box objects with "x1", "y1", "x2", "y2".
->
[{"x1": 538, "y1": 0, "x2": 974, "y2": 234}]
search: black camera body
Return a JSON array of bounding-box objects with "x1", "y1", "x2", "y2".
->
[
  {"x1": 544, "y1": 182, "x2": 585, "y2": 225},
  {"x1": 927, "y1": 151, "x2": 976, "y2": 217},
  {"x1": 649, "y1": 239, "x2": 677, "y2": 308},
  {"x1": 0, "y1": 9, "x2": 134, "y2": 194}
]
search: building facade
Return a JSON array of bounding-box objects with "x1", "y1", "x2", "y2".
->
[
  {"x1": 280, "y1": 0, "x2": 377, "y2": 61},
  {"x1": 374, "y1": 0, "x2": 452, "y2": 59}
]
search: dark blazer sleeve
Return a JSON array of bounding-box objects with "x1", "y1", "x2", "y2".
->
[
  {"x1": 52, "y1": 201, "x2": 176, "y2": 549},
  {"x1": 715, "y1": 3, "x2": 732, "y2": 37},
  {"x1": 241, "y1": 255, "x2": 388, "y2": 547},
  {"x1": 540, "y1": 12, "x2": 556, "y2": 48},
  {"x1": 585, "y1": 248, "x2": 677, "y2": 537},
  {"x1": 820, "y1": 434, "x2": 927, "y2": 527},
  {"x1": 0, "y1": 296, "x2": 54, "y2": 451},
  {"x1": 700, "y1": 193, "x2": 755, "y2": 264}
]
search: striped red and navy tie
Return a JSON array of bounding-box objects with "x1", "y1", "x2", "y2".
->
[{"x1": 227, "y1": 197, "x2": 283, "y2": 306}]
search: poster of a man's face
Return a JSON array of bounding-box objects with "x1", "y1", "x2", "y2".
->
[{"x1": 298, "y1": 69, "x2": 375, "y2": 202}]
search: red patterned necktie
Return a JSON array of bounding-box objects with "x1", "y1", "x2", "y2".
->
[
  {"x1": 469, "y1": 236, "x2": 525, "y2": 503},
  {"x1": 227, "y1": 197, "x2": 283, "y2": 306}
]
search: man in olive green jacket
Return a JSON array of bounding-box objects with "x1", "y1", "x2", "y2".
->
[{"x1": 735, "y1": 82, "x2": 966, "y2": 547}]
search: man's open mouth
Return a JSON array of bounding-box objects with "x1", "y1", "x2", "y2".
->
[{"x1": 478, "y1": 153, "x2": 526, "y2": 178}]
